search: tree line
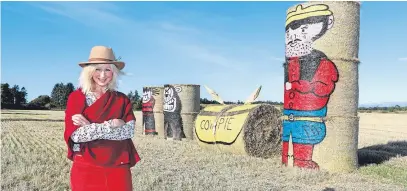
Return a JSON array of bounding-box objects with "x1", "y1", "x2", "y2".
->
[
  {"x1": 1, "y1": 82, "x2": 143, "y2": 111},
  {"x1": 2, "y1": 82, "x2": 407, "y2": 113},
  {"x1": 1, "y1": 83, "x2": 28, "y2": 109},
  {"x1": 359, "y1": 105, "x2": 407, "y2": 113},
  {"x1": 200, "y1": 98, "x2": 283, "y2": 105}
]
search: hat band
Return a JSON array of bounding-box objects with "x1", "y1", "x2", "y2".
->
[{"x1": 88, "y1": 58, "x2": 115, "y2": 62}]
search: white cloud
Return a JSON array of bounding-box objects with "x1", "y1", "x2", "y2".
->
[
  {"x1": 29, "y1": 2, "x2": 284, "y2": 102},
  {"x1": 158, "y1": 22, "x2": 201, "y2": 34},
  {"x1": 399, "y1": 57, "x2": 407, "y2": 61},
  {"x1": 30, "y1": 2, "x2": 139, "y2": 29},
  {"x1": 30, "y1": 2, "x2": 249, "y2": 71}
]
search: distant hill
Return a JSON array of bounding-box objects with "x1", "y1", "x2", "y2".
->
[{"x1": 359, "y1": 102, "x2": 407, "y2": 108}]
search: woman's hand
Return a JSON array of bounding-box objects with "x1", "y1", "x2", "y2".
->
[
  {"x1": 72, "y1": 114, "x2": 90, "y2": 126},
  {"x1": 108, "y1": 119, "x2": 126, "y2": 128}
]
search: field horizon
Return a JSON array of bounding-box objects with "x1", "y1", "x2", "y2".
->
[{"x1": 1, "y1": 109, "x2": 407, "y2": 190}]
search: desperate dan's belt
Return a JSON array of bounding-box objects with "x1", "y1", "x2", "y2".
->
[{"x1": 281, "y1": 114, "x2": 325, "y2": 123}]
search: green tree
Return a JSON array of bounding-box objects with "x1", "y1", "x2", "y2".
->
[
  {"x1": 51, "y1": 82, "x2": 75, "y2": 109},
  {"x1": 64, "y1": 83, "x2": 75, "y2": 106},
  {"x1": 127, "y1": 90, "x2": 142, "y2": 110},
  {"x1": 28, "y1": 95, "x2": 51, "y2": 110},
  {"x1": 51, "y1": 83, "x2": 62, "y2": 108},
  {"x1": 1, "y1": 83, "x2": 13, "y2": 105},
  {"x1": 8, "y1": 85, "x2": 27, "y2": 106},
  {"x1": 18, "y1": 87, "x2": 28, "y2": 105},
  {"x1": 1, "y1": 83, "x2": 28, "y2": 108},
  {"x1": 66, "y1": 83, "x2": 75, "y2": 93},
  {"x1": 134, "y1": 90, "x2": 142, "y2": 110},
  {"x1": 134, "y1": 90, "x2": 140, "y2": 102},
  {"x1": 127, "y1": 91, "x2": 135, "y2": 102},
  {"x1": 29, "y1": 95, "x2": 51, "y2": 106},
  {"x1": 10, "y1": 85, "x2": 19, "y2": 105}
]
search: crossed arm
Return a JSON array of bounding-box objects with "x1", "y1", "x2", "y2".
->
[
  {"x1": 287, "y1": 59, "x2": 339, "y2": 96},
  {"x1": 70, "y1": 117, "x2": 135, "y2": 143}
]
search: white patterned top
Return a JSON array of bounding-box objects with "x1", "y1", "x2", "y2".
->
[{"x1": 71, "y1": 92, "x2": 135, "y2": 151}]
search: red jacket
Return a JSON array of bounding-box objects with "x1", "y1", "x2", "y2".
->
[
  {"x1": 284, "y1": 56, "x2": 339, "y2": 111},
  {"x1": 64, "y1": 89, "x2": 141, "y2": 167}
]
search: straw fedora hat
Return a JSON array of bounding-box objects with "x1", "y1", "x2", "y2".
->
[{"x1": 78, "y1": 46, "x2": 125, "y2": 70}]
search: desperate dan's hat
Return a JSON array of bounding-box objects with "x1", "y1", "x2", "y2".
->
[
  {"x1": 286, "y1": 4, "x2": 333, "y2": 27},
  {"x1": 78, "y1": 46, "x2": 125, "y2": 70}
]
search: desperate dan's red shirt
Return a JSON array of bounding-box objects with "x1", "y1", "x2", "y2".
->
[{"x1": 284, "y1": 56, "x2": 339, "y2": 111}]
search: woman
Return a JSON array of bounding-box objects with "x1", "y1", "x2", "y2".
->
[{"x1": 64, "y1": 46, "x2": 141, "y2": 191}]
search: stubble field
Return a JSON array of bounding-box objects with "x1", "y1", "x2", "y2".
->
[{"x1": 1, "y1": 109, "x2": 407, "y2": 191}]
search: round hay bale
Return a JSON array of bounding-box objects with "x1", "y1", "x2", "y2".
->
[
  {"x1": 164, "y1": 84, "x2": 200, "y2": 140},
  {"x1": 194, "y1": 104, "x2": 282, "y2": 158},
  {"x1": 282, "y1": 1, "x2": 360, "y2": 172},
  {"x1": 142, "y1": 86, "x2": 164, "y2": 137}
]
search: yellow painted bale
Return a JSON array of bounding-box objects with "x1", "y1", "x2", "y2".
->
[{"x1": 194, "y1": 104, "x2": 282, "y2": 158}]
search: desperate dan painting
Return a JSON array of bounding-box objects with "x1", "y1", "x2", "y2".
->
[{"x1": 282, "y1": 4, "x2": 339, "y2": 169}]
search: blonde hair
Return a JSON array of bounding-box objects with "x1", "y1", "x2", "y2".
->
[{"x1": 78, "y1": 64, "x2": 124, "y2": 94}]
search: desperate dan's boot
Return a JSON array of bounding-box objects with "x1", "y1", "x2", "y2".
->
[{"x1": 293, "y1": 143, "x2": 319, "y2": 169}]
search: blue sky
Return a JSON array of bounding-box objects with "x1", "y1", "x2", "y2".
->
[{"x1": 2, "y1": 1, "x2": 407, "y2": 105}]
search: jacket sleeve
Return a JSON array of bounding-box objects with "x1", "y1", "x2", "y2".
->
[
  {"x1": 96, "y1": 96, "x2": 136, "y2": 141},
  {"x1": 70, "y1": 121, "x2": 113, "y2": 142},
  {"x1": 312, "y1": 59, "x2": 339, "y2": 97},
  {"x1": 291, "y1": 80, "x2": 312, "y2": 93},
  {"x1": 99, "y1": 120, "x2": 135, "y2": 140},
  {"x1": 71, "y1": 119, "x2": 135, "y2": 142},
  {"x1": 123, "y1": 98, "x2": 136, "y2": 123},
  {"x1": 64, "y1": 91, "x2": 86, "y2": 157}
]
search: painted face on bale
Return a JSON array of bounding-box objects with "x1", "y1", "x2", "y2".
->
[
  {"x1": 164, "y1": 85, "x2": 182, "y2": 112},
  {"x1": 164, "y1": 86, "x2": 176, "y2": 112},
  {"x1": 142, "y1": 88, "x2": 152, "y2": 103},
  {"x1": 285, "y1": 7, "x2": 334, "y2": 57}
]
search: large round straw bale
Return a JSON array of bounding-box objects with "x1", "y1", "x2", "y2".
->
[
  {"x1": 282, "y1": 1, "x2": 360, "y2": 173},
  {"x1": 164, "y1": 84, "x2": 200, "y2": 140},
  {"x1": 194, "y1": 104, "x2": 282, "y2": 158}
]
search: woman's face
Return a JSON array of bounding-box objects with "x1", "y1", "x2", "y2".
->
[{"x1": 92, "y1": 64, "x2": 113, "y2": 88}]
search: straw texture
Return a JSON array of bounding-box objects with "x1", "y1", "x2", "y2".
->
[
  {"x1": 195, "y1": 104, "x2": 282, "y2": 158},
  {"x1": 164, "y1": 84, "x2": 200, "y2": 140},
  {"x1": 282, "y1": 1, "x2": 360, "y2": 173}
]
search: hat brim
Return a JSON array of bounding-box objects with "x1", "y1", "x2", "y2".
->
[{"x1": 78, "y1": 61, "x2": 125, "y2": 70}]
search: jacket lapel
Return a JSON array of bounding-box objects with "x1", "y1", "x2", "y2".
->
[{"x1": 83, "y1": 91, "x2": 115, "y2": 123}]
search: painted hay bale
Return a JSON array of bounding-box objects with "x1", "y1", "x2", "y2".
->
[
  {"x1": 282, "y1": 1, "x2": 360, "y2": 172},
  {"x1": 142, "y1": 86, "x2": 164, "y2": 137},
  {"x1": 194, "y1": 104, "x2": 282, "y2": 158},
  {"x1": 164, "y1": 84, "x2": 200, "y2": 140}
]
